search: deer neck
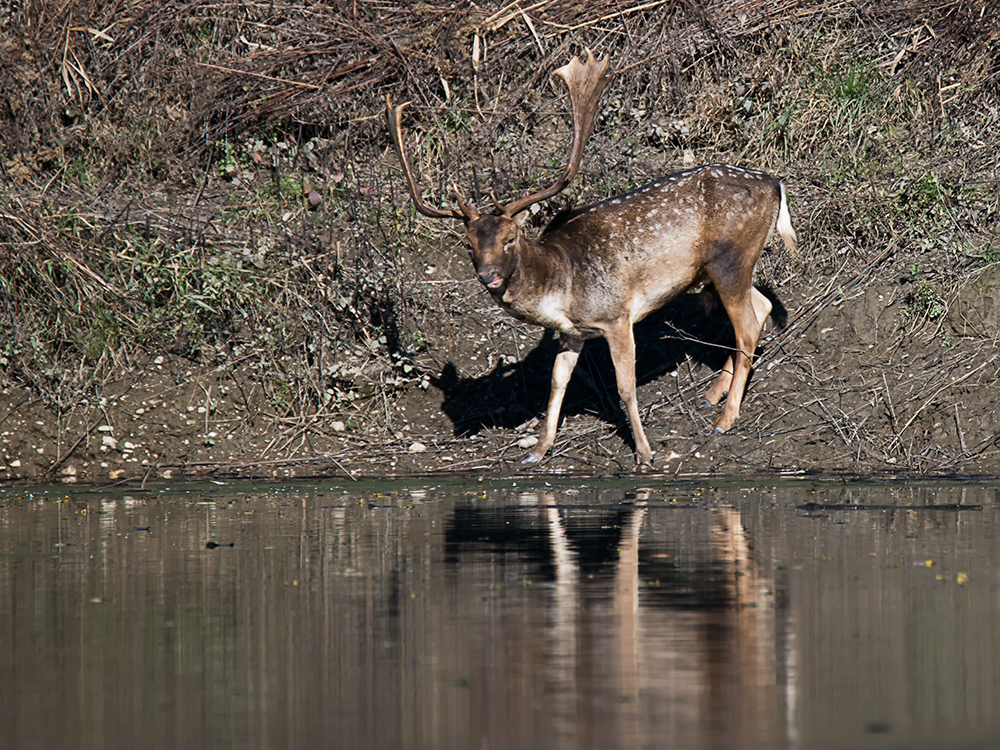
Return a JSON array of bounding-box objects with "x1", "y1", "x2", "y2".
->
[{"x1": 490, "y1": 235, "x2": 579, "y2": 332}]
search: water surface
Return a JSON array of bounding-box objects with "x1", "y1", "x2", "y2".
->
[{"x1": 1, "y1": 478, "x2": 998, "y2": 749}]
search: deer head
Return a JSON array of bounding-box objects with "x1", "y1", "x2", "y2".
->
[{"x1": 386, "y1": 50, "x2": 611, "y2": 290}]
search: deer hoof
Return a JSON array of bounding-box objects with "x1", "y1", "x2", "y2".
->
[
  {"x1": 702, "y1": 391, "x2": 728, "y2": 407},
  {"x1": 699, "y1": 399, "x2": 712, "y2": 408},
  {"x1": 522, "y1": 453, "x2": 542, "y2": 464},
  {"x1": 712, "y1": 426, "x2": 726, "y2": 435}
]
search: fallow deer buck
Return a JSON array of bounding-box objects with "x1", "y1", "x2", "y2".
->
[{"x1": 387, "y1": 51, "x2": 797, "y2": 466}]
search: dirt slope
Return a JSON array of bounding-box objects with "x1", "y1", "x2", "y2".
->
[{"x1": 1, "y1": 0, "x2": 998, "y2": 482}]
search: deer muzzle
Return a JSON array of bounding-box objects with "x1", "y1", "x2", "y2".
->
[{"x1": 477, "y1": 269, "x2": 505, "y2": 289}]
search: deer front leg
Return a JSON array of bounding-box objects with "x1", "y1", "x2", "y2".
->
[
  {"x1": 524, "y1": 335, "x2": 583, "y2": 463},
  {"x1": 605, "y1": 318, "x2": 653, "y2": 466}
]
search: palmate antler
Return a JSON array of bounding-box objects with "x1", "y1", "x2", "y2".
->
[
  {"x1": 502, "y1": 50, "x2": 611, "y2": 217},
  {"x1": 386, "y1": 49, "x2": 611, "y2": 221}
]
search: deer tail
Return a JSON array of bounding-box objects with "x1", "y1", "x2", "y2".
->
[{"x1": 775, "y1": 183, "x2": 798, "y2": 258}]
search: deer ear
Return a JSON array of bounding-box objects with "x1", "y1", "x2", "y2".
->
[{"x1": 513, "y1": 211, "x2": 529, "y2": 228}]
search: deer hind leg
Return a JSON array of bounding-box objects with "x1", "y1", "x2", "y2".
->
[
  {"x1": 702, "y1": 286, "x2": 732, "y2": 406},
  {"x1": 703, "y1": 357, "x2": 734, "y2": 407},
  {"x1": 605, "y1": 318, "x2": 653, "y2": 466},
  {"x1": 713, "y1": 286, "x2": 772, "y2": 433},
  {"x1": 525, "y1": 335, "x2": 583, "y2": 463},
  {"x1": 703, "y1": 287, "x2": 771, "y2": 407}
]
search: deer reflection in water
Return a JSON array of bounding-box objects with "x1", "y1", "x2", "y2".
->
[{"x1": 443, "y1": 498, "x2": 793, "y2": 748}]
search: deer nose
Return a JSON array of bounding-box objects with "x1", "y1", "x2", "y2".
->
[{"x1": 478, "y1": 270, "x2": 504, "y2": 288}]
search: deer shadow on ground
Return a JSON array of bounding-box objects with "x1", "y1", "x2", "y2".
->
[{"x1": 431, "y1": 286, "x2": 789, "y2": 452}]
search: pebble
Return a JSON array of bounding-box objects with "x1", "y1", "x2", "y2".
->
[{"x1": 408, "y1": 442, "x2": 427, "y2": 453}]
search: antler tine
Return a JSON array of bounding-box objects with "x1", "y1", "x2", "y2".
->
[
  {"x1": 385, "y1": 99, "x2": 477, "y2": 222},
  {"x1": 488, "y1": 190, "x2": 504, "y2": 213},
  {"x1": 503, "y1": 50, "x2": 611, "y2": 217},
  {"x1": 453, "y1": 185, "x2": 480, "y2": 220}
]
